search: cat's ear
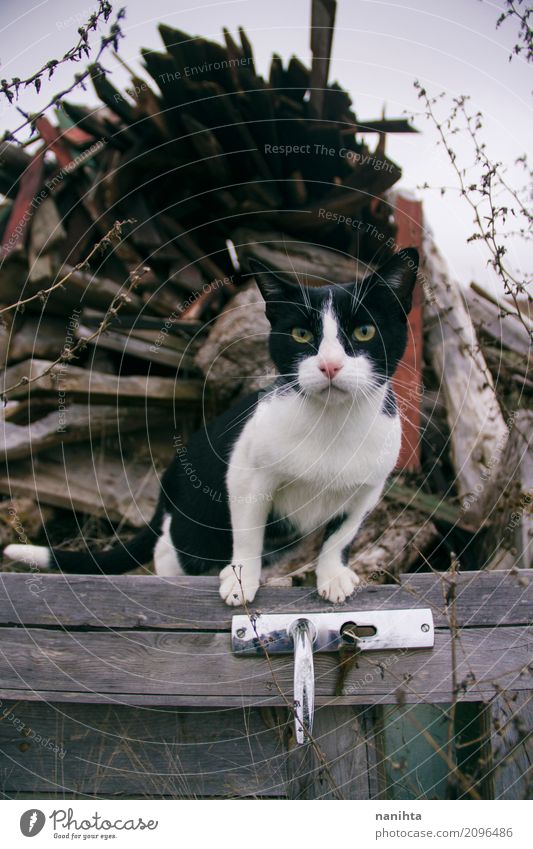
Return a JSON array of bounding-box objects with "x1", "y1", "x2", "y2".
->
[
  {"x1": 371, "y1": 248, "x2": 419, "y2": 314},
  {"x1": 247, "y1": 257, "x2": 297, "y2": 317}
]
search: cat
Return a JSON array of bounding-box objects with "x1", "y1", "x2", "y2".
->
[{"x1": 4, "y1": 248, "x2": 419, "y2": 606}]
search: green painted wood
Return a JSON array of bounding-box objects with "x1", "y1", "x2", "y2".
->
[{"x1": 376, "y1": 704, "x2": 452, "y2": 800}]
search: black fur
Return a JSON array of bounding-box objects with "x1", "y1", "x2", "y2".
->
[{"x1": 323, "y1": 513, "x2": 351, "y2": 565}]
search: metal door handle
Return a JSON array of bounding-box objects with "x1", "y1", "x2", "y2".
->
[
  {"x1": 290, "y1": 619, "x2": 316, "y2": 744},
  {"x1": 232, "y1": 607, "x2": 434, "y2": 746}
]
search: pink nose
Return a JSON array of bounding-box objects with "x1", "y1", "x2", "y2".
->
[{"x1": 319, "y1": 361, "x2": 343, "y2": 379}]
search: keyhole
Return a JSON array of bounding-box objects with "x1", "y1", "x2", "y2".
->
[{"x1": 340, "y1": 621, "x2": 377, "y2": 645}]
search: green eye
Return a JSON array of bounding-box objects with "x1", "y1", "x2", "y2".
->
[
  {"x1": 291, "y1": 327, "x2": 314, "y2": 344},
  {"x1": 353, "y1": 324, "x2": 376, "y2": 342}
]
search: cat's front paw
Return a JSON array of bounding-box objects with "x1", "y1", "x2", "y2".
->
[
  {"x1": 317, "y1": 566, "x2": 360, "y2": 603},
  {"x1": 219, "y1": 564, "x2": 259, "y2": 607}
]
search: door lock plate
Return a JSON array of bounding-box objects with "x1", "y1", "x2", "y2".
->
[{"x1": 232, "y1": 608, "x2": 434, "y2": 654}]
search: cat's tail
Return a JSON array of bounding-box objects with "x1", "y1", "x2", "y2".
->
[{"x1": 3, "y1": 503, "x2": 164, "y2": 575}]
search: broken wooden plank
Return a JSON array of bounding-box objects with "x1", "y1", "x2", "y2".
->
[
  {"x1": 423, "y1": 234, "x2": 508, "y2": 510},
  {"x1": 478, "y1": 410, "x2": 533, "y2": 569},
  {"x1": 0, "y1": 444, "x2": 159, "y2": 527},
  {"x1": 76, "y1": 323, "x2": 198, "y2": 371},
  {"x1": 470, "y1": 281, "x2": 532, "y2": 337},
  {"x1": 0, "y1": 263, "x2": 144, "y2": 316},
  {"x1": 2, "y1": 359, "x2": 203, "y2": 404},
  {"x1": 309, "y1": 0, "x2": 337, "y2": 118},
  {"x1": 0, "y1": 147, "x2": 45, "y2": 260},
  {"x1": 234, "y1": 227, "x2": 368, "y2": 283},
  {"x1": 27, "y1": 197, "x2": 66, "y2": 283},
  {"x1": 6, "y1": 316, "x2": 70, "y2": 364},
  {"x1": 464, "y1": 286, "x2": 531, "y2": 359},
  {"x1": 341, "y1": 119, "x2": 419, "y2": 135},
  {"x1": 1, "y1": 404, "x2": 168, "y2": 461}
]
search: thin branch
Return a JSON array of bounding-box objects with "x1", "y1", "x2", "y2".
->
[
  {"x1": 2, "y1": 6, "x2": 126, "y2": 143},
  {"x1": 0, "y1": 2, "x2": 113, "y2": 102}
]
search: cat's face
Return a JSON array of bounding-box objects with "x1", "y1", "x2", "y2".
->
[{"x1": 251, "y1": 249, "x2": 418, "y2": 404}]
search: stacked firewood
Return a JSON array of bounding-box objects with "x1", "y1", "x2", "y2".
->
[{"x1": 0, "y1": 7, "x2": 530, "y2": 580}]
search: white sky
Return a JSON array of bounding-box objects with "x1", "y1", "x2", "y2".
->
[{"x1": 0, "y1": 0, "x2": 531, "y2": 291}]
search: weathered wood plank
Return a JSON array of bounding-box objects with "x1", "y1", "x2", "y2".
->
[
  {"x1": 284, "y1": 705, "x2": 371, "y2": 799},
  {"x1": 6, "y1": 317, "x2": 71, "y2": 365},
  {"x1": 0, "y1": 265, "x2": 144, "y2": 316},
  {"x1": 309, "y1": 0, "x2": 336, "y2": 119},
  {"x1": 423, "y1": 234, "x2": 508, "y2": 510},
  {"x1": 464, "y1": 287, "x2": 531, "y2": 359},
  {"x1": 234, "y1": 227, "x2": 368, "y2": 284},
  {"x1": 0, "y1": 626, "x2": 529, "y2": 704},
  {"x1": 400, "y1": 570, "x2": 532, "y2": 627},
  {"x1": 2, "y1": 359, "x2": 203, "y2": 404},
  {"x1": 0, "y1": 571, "x2": 529, "y2": 630},
  {"x1": 76, "y1": 324, "x2": 197, "y2": 371},
  {"x1": 0, "y1": 701, "x2": 288, "y2": 798},
  {"x1": 490, "y1": 692, "x2": 533, "y2": 799},
  {"x1": 1, "y1": 404, "x2": 167, "y2": 461},
  {"x1": 0, "y1": 445, "x2": 159, "y2": 527},
  {"x1": 479, "y1": 410, "x2": 533, "y2": 570}
]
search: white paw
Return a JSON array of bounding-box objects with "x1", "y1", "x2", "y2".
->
[
  {"x1": 219, "y1": 564, "x2": 259, "y2": 607},
  {"x1": 317, "y1": 566, "x2": 360, "y2": 603}
]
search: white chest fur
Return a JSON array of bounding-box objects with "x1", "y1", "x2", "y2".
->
[{"x1": 228, "y1": 385, "x2": 401, "y2": 533}]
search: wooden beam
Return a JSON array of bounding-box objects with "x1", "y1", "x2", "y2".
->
[
  {"x1": 1, "y1": 404, "x2": 168, "y2": 461},
  {"x1": 0, "y1": 444, "x2": 160, "y2": 527},
  {"x1": 464, "y1": 286, "x2": 531, "y2": 359},
  {"x1": 2, "y1": 359, "x2": 203, "y2": 404},
  {"x1": 309, "y1": 0, "x2": 337, "y2": 118},
  {"x1": 424, "y1": 234, "x2": 508, "y2": 510},
  {"x1": 0, "y1": 570, "x2": 530, "y2": 631},
  {"x1": 479, "y1": 410, "x2": 533, "y2": 569},
  {"x1": 0, "y1": 625, "x2": 528, "y2": 704},
  {"x1": 0, "y1": 147, "x2": 45, "y2": 260}
]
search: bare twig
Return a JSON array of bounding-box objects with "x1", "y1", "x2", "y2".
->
[
  {"x1": 2, "y1": 5, "x2": 125, "y2": 143},
  {"x1": 1, "y1": 221, "x2": 145, "y2": 401},
  {"x1": 0, "y1": 2, "x2": 114, "y2": 103},
  {"x1": 0, "y1": 219, "x2": 133, "y2": 316}
]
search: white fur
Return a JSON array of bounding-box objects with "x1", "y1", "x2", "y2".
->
[
  {"x1": 153, "y1": 514, "x2": 183, "y2": 577},
  {"x1": 3, "y1": 544, "x2": 50, "y2": 569},
  {"x1": 297, "y1": 302, "x2": 376, "y2": 401},
  {"x1": 219, "y1": 304, "x2": 401, "y2": 606}
]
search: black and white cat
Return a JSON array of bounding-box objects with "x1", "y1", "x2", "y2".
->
[{"x1": 4, "y1": 248, "x2": 419, "y2": 606}]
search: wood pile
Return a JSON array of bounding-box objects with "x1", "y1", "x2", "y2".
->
[{"x1": 0, "y1": 5, "x2": 530, "y2": 581}]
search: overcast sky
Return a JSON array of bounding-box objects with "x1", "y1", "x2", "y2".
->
[{"x1": 0, "y1": 0, "x2": 530, "y2": 292}]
